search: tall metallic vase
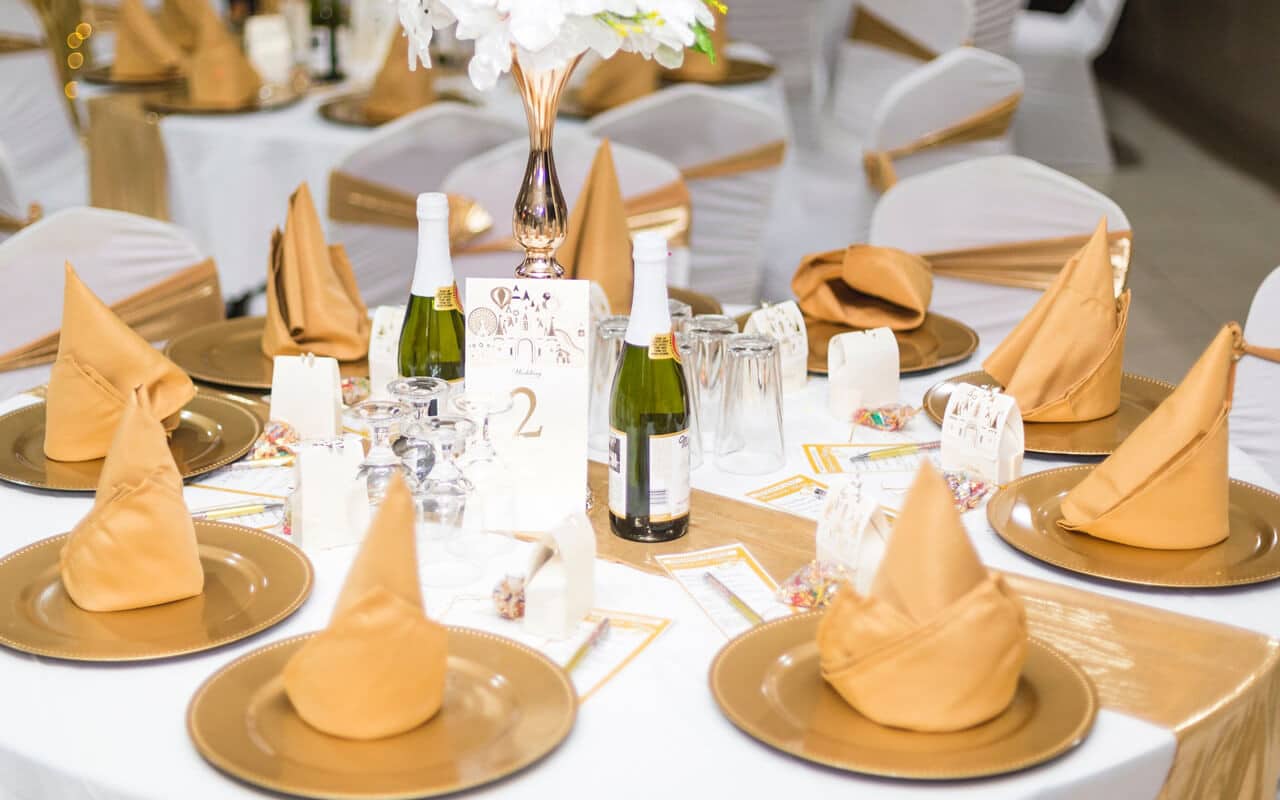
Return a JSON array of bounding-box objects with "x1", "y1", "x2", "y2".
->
[{"x1": 510, "y1": 53, "x2": 583, "y2": 280}]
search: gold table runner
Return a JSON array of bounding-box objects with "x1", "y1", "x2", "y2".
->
[{"x1": 584, "y1": 462, "x2": 1280, "y2": 799}]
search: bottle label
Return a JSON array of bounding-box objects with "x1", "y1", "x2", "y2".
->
[
  {"x1": 648, "y1": 332, "x2": 679, "y2": 362},
  {"x1": 435, "y1": 284, "x2": 461, "y2": 312},
  {"x1": 608, "y1": 427, "x2": 691, "y2": 522}
]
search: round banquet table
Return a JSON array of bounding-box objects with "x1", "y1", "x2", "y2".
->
[{"x1": 1, "y1": 283, "x2": 1278, "y2": 799}]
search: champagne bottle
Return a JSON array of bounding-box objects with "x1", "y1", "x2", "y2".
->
[
  {"x1": 398, "y1": 193, "x2": 465, "y2": 383},
  {"x1": 308, "y1": 0, "x2": 342, "y2": 80},
  {"x1": 608, "y1": 233, "x2": 692, "y2": 542}
]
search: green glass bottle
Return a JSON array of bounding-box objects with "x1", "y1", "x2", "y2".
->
[
  {"x1": 608, "y1": 233, "x2": 692, "y2": 542},
  {"x1": 398, "y1": 193, "x2": 465, "y2": 383}
]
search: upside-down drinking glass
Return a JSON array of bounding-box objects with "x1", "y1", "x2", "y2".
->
[{"x1": 714, "y1": 334, "x2": 785, "y2": 475}]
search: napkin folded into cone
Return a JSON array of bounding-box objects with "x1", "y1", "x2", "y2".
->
[
  {"x1": 112, "y1": 0, "x2": 185, "y2": 80},
  {"x1": 365, "y1": 33, "x2": 437, "y2": 123},
  {"x1": 60, "y1": 388, "x2": 205, "y2": 612},
  {"x1": 284, "y1": 476, "x2": 448, "y2": 740},
  {"x1": 792, "y1": 245, "x2": 933, "y2": 331},
  {"x1": 818, "y1": 463, "x2": 1028, "y2": 732},
  {"x1": 1059, "y1": 323, "x2": 1240, "y2": 550},
  {"x1": 558, "y1": 140, "x2": 633, "y2": 313},
  {"x1": 263, "y1": 183, "x2": 372, "y2": 360},
  {"x1": 983, "y1": 220, "x2": 1131, "y2": 422},
  {"x1": 45, "y1": 263, "x2": 195, "y2": 462},
  {"x1": 669, "y1": 9, "x2": 728, "y2": 82},
  {"x1": 188, "y1": 5, "x2": 262, "y2": 109},
  {"x1": 157, "y1": 0, "x2": 203, "y2": 52},
  {"x1": 576, "y1": 52, "x2": 659, "y2": 114}
]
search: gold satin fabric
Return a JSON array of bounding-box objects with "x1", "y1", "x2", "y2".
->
[
  {"x1": 0, "y1": 33, "x2": 45, "y2": 54},
  {"x1": 284, "y1": 477, "x2": 448, "y2": 740},
  {"x1": 680, "y1": 140, "x2": 787, "y2": 181},
  {"x1": 59, "y1": 387, "x2": 204, "y2": 611},
  {"x1": 22, "y1": 0, "x2": 85, "y2": 130},
  {"x1": 577, "y1": 51, "x2": 659, "y2": 114},
  {"x1": 111, "y1": 0, "x2": 183, "y2": 80},
  {"x1": 156, "y1": 0, "x2": 201, "y2": 52},
  {"x1": 666, "y1": 285, "x2": 722, "y2": 316},
  {"x1": 44, "y1": 262, "x2": 196, "y2": 461},
  {"x1": 862, "y1": 92, "x2": 1022, "y2": 192},
  {"x1": 559, "y1": 140, "x2": 633, "y2": 313},
  {"x1": 668, "y1": 7, "x2": 728, "y2": 82},
  {"x1": 921, "y1": 230, "x2": 1132, "y2": 293},
  {"x1": 847, "y1": 7, "x2": 936, "y2": 62},
  {"x1": 0, "y1": 257, "x2": 223, "y2": 372},
  {"x1": 817, "y1": 464, "x2": 1027, "y2": 732},
  {"x1": 365, "y1": 33, "x2": 437, "y2": 124},
  {"x1": 983, "y1": 221, "x2": 1130, "y2": 422},
  {"x1": 87, "y1": 93, "x2": 170, "y2": 220},
  {"x1": 263, "y1": 183, "x2": 371, "y2": 361},
  {"x1": 791, "y1": 245, "x2": 933, "y2": 331},
  {"x1": 188, "y1": 4, "x2": 260, "y2": 109}
]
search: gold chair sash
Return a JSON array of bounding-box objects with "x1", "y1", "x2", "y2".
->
[
  {"x1": 680, "y1": 139, "x2": 788, "y2": 182},
  {"x1": 0, "y1": 33, "x2": 45, "y2": 53},
  {"x1": 88, "y1": 94, "x2": 170, "y2": 220},
  {"x1": 0, "y1": 258, "x2": 224, "y2": 372},
  {"x1": 920, "y1": 229, "x2": 1133, "y2": 294},
  {"x1": 862, "y1": 92, "x2": 1022, "y2": 192},
  {"x1": 847, "y1": 7, "x2": 937, "y2": 62},
  {"x1": 0, "y1": 203, "x2": 43, "y2": 234},
  {"x1": 21, "y1": 0, "x2": 86, "y2": 131}
]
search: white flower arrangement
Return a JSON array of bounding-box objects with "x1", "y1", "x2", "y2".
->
[{"x1": 396, "y1": 0, "x2": 724, "y2": 90}]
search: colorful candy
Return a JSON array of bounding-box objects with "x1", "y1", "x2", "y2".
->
[
  {"x1": 341, "y1": 376, "x2": 372, "y2": 407},
  {"x1": 776, "y1": 561, "x2": 847, "y2": 610},
  {"x1": 249, "y1": 419, "x2": 300, "y2": 461},
  {"x1": 944, "y1": 470, "x2": 995, "y2": 511},
  {"x1": 853, "y1": 404, "x2": 919, "y2": 432},
  {"x1": 493, "y1": 575, "x2": 527, "y2": 620}
]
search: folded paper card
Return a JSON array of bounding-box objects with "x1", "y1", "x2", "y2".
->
[
  {"x1": 365, "y1": 32, "x2": 437, "y2": 123},
  {"x1": 524, "y1": 512, "x2": 597, "y2": 640},
  {"x1": 983, "y1": 220, "x2": 1130, "y2": 422},
  {"x1": 576, "y1": 51, "x2": 659, "y2": 114},
  {"x1": 792, "y1": 245, "x2": 933, "y2": 332},
  {"x1": 815, "y1": 481, "x2": 892, "y2": 595},
  {"x1": 1059, "y1": 323, "x2": 1238, "y2": 549},
  {"x1": 263, "y1": 183, "x2": 372, "y2": 361},
  {"x1": 559, "y1": 140, "x2": 633, "y2": 314},
  {"x1": 60, "y1": 388, "x2": 205, "y2": 612},
  {"x1": 941, "y1": 384, "x2": 1024, "y2": 485},
  {"x1": 290, "y1": 435, "x2": 370, "y2": 550},
  {"x1": 243, "y1": 14, "x2": 294, "y2": 86},
  {"x1": 827, "y1": 327, "x2": 898, "y2": 420},
  {"x1": 817, "y1": 463, "x2": 1028, "y2": 732},
  {"x1": 368, "y1": 305, "x2": 406, "y2": 399},
  {"x1": 284, "y1": 476, "x2": 448, "y2": 740},
  {"x1": 269, "y1": 354, "x2": 342, "y2": 441},
  {"x1": 112, "y1": 0, "x2": 185, "y2": 79},
  {"x1": 744, "y1": 301, "x2": 807, "y2": 393},
  {"x1": 188, "y1": 3, "x2": 262, "y2": 108},
  {"x1": 45, "y1": 263, "x2": 195, "y2": 462}
]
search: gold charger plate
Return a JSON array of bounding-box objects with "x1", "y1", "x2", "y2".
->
[
  {"x1": 988, "y1": 465, "x2": 1280, "y2": 588},
  {"x1": 82, "y1": 64, "x2": 184, "y2": 87},
  {"x1": 664, "y1": 57, "x2": 777, "y2": 86},
  {"x1": 710, "y1": 612, "x2": 1096, "y2": 780},
  {"x1": 164, "y1": 316, "x2": 369, "y2": 390},
  {"x1": 0, "y1": 521, "x2": 312, "y2": 661},
  {"x1": 923, "y1": 371, "x2": 1174, "y2": 456},
  {"x1": 318, "y1": 90, "x2": 477, "y2": 127},
  {"x1": 189, "y1": 629, "x2": 577, "y2": 799},
  {"x1": 144, "y1": 86, "x2": 304, "y2": 115},
  {"x1": 0, "y1": 390, "x2": 260, "y2": 491},
  {"x1": 806, "y1": 312, "x2": 979, "y2": 376}
]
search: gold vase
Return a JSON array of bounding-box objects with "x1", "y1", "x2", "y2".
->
[{"x1": 510, "y1": 53, "x2": 583, "y2": 280}]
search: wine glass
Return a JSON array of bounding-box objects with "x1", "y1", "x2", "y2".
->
[
  {"x1": 388, "y1": 377, "x2": 450, "y2": 484},
  {"x1": 450, "y1": 390, "x2": 517, "y2": 558},
  {"x1": 451, "y1": 390, "x2": 513, "y2": 467},
  {"x1": 345, "y1": 400, "x2": 414, "y2": 507},
  {"x1": 415, "y1": 415, "x2": 481, "y2": 587}
]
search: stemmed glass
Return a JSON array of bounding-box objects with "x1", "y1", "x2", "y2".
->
[
  {"x1": 451, "y1": 390, "x2": 514, "y2": 468},
  {"x1": 345, "y1": 400, "x2": 414, "y2": 506},
  {"x1": 450, "y1": 390, "x2": 517, "y2": 558},
  {"x1": 388, "y1": 377, "x2": 450, "y2": 485},
  {"x1": 415, "y1": 415, "x2": 481, "y2": 587}
]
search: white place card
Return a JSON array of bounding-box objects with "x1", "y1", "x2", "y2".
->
[
  {"x1": 524, "y1": 512, "x2": 597, "y2": 640},
  {"x1": 828, "y1": 327, "x2": 899, "y2": 420},
  {"x1": 464, "y1": 278, "x2": 591, "y2": 532},
  {"x1": 743, "y1": 301, "x2": 807, "y2": 393},
  {"x1": 269, "y1": 354, "x2": 342, "y2": 441},
  {"x1": 367, "y1": 305, "x2": 405, "y2": 400},
  {"x1": 290, "y1": 435, "x2": 370, "y2": 550},
  {"x1": 815, "y1": 481, "x2": 893, "y2": 594},
  {"x1": 941, "y1": 384, "x2": 1024, "y2": 484}
]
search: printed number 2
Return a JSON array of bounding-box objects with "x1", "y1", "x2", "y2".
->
[{"x1": 510, "y1": 387, "x2": 543, "y2": 438}]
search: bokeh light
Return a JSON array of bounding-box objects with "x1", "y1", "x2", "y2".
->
[
  {"x1": 75, "y1": 22, "x2": 92, "y2": 38},
  {"x1": 68, "y1": 52, "x2": 84, "y2": 69},
  {"x1": 63, "y1": 81, "x2": 77, "y2": 99},
  {"x1": 67, "y1": 32, "x2": 82, "y2": 49}
]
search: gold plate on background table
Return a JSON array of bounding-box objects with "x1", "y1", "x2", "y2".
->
[
  {"x1": 710, "y1": 613, "x2": 1096, "y2": 780},
  {"x1": 165, "y1": 316, "x2": 369, "y2": 390},
  {"x1": 318, "y1": 90, "x2": 477, "y2": 127},
  {"x1": 923, "y1": 371, "x2": 1174, "y2": 456},
  {"x1": 189, "y1": 629, "x2": 577, "y2": 799},
  {"x1": 0, "y1": 521, "x2": 312, "y2": 661},
  {"x1": 0, "y1": 390, "x2": 260, "y2": 491},
  {"x1": 988, "y1": 466, "x2": 1280, "y2": 588},
  {"x1": 144, "y1": 86, "x2": 304, "y2": 115},
  {"x1": 806, "y1": 312, "x2": 978, "y2": 376},
  {"x1": 82, "y1": 65, "x2": 184, "y2": 87},
  {"x1": 665, "y1": 57, "x2": 777, "y2": 86}
]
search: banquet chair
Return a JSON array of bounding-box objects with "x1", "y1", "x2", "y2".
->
[
  {"x1": 971, "y1": 0, "x2": 1023, "y2": 56},
  {"x1": 723, "y1": 0, "x2": 822, "y2": 90},
  {"x1": 0, "y1": 0, "x2": 45, "y2": 38},
  {"x1": 0, "y1": 46, "x2": 86, "y2": 214},
  {"x1": 866, "y1": 154, "x2": 1129, "y2": 348},
  {"x1": 440, "y1": 131, "x2": 690, "y2": 296},
  {"x1": 1011, "y1": 0, "x2": 1127, "y2": 173},
  {"x1": 587, "y1": 85, "x2": 788, "y2": 304},
  {"x1": 326, "y1": 103, "x2": 524, "y2": 306},
  {"x1": 0, "y1": 143, "x2": 33, "y2": 245},
  {"x1": 1232, "y1": 267, "x2": 1280, "y2": 487},
  {"x1": 0, "y1": 207, "x2": 224, "y2": 399}
]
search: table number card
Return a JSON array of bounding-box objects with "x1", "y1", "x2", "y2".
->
[
  {"x1": 941, "y1": 384, "x2": 1024, "y2": 484},
  {"x1": 743, "y1": 301, "x2": 807, "y2": 392},
  {"x1": 464, "y1": 278, "x2": 591, "y2": 532}
]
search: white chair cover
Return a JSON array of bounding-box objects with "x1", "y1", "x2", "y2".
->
[
  {"x1": 868, "y1": 155, "x2": 1128, "y2": 349},
  {"x1": 1012, "y1": 0, "x2": 1127, "y2": 173},
  {"x1": 971, "y1": 0, "x2": 1022, "y2": 56},
  {"x1": 441, "y1": 131, "x2": 688, "y2": 297},
  {"x1": 0, "y1": 48, "x2": 86, "y2": 213},
  {"x1": 0, "y1": 207, "x2": 210, "y2": 397},
  {"x1": 0, "y1": 0, "x2": 44, "y2": 38},
  {"x1": 827, "y1": 0, "x2": 974, "y2": 139},
  {"x1": 329, "y1": 103, "x2": 524, "y2": 306},
  {"x1": 1232, "y1": 267, "x2": 1280, "y2": 486},
  {"x1": 724, "y1": 0, "x2": 823, "y2": 89},
  {"x1": 587, "y1": 85, "x2": 788, "y2": 303},
  {"x1": 0, "y1": 143, "x2": 23, "y2": 243}
]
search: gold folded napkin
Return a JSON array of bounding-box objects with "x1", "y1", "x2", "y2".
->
[
  {"x1": 263, "y1": 183, "x2": 372, "y2": 360},
  {"x1": 365, "y1": 33, "x2": 437, "y2": 124},
  {"x1": 284, "y1": 476, "x2": 448, "y2": 740},
  {"x1": 1059, "y1": 323, "x2": 1237, "y2": 550},
  {"x1": 111, "y1": 0, "x2": 185, "y2": 80},
  {"x1": 559, "y1": 140, "x2": 633, "y2": 313},
  {"x1": 157, "y1": 0, "x2": 203, "y2": 52},
  {"x1": 669, "y1": 9, "x2": 728, "y2": 82},
  {"x1": 817, "y1": 463, "x2": 1028, "y2": 732},
  {"x1": 577, "y1": 51, "x2": 659, "y2": 114},
  {"x1": 45, "y1": 263, "x2": 196, "y2": 462},
  {"x1": 791, "y1": 245, "x2": 933, "y2": 331},
  {"x1": 188, "y1": 6, "x2": 261, "y2": 109},
  {"x1": 59, "y1": 387, "x2": 204, "y2": 612},
  {"x1": 983, "y1": 220, "x2": 1131, "y2": 422}
]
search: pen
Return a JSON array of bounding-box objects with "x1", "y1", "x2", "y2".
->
[
  {"x1": 847, "y1": 441, "x2": 941, "y2": 463},
  {"x1": 564, "y1": 617, "x2": 611, "y2": 673},
  {"x1": 191, "y1": 501, "x2": 285, "y2": 521},
  {"x1": 227, "y1": 455, "x2": 295, "y2": 470},
  {"x1": 703, "y1": 572, "x2": 764, "y2": 626}
]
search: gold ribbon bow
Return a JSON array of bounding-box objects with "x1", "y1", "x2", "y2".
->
[{"x1": 847, "y1": 7, "x2": 937, "y2": 62}]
